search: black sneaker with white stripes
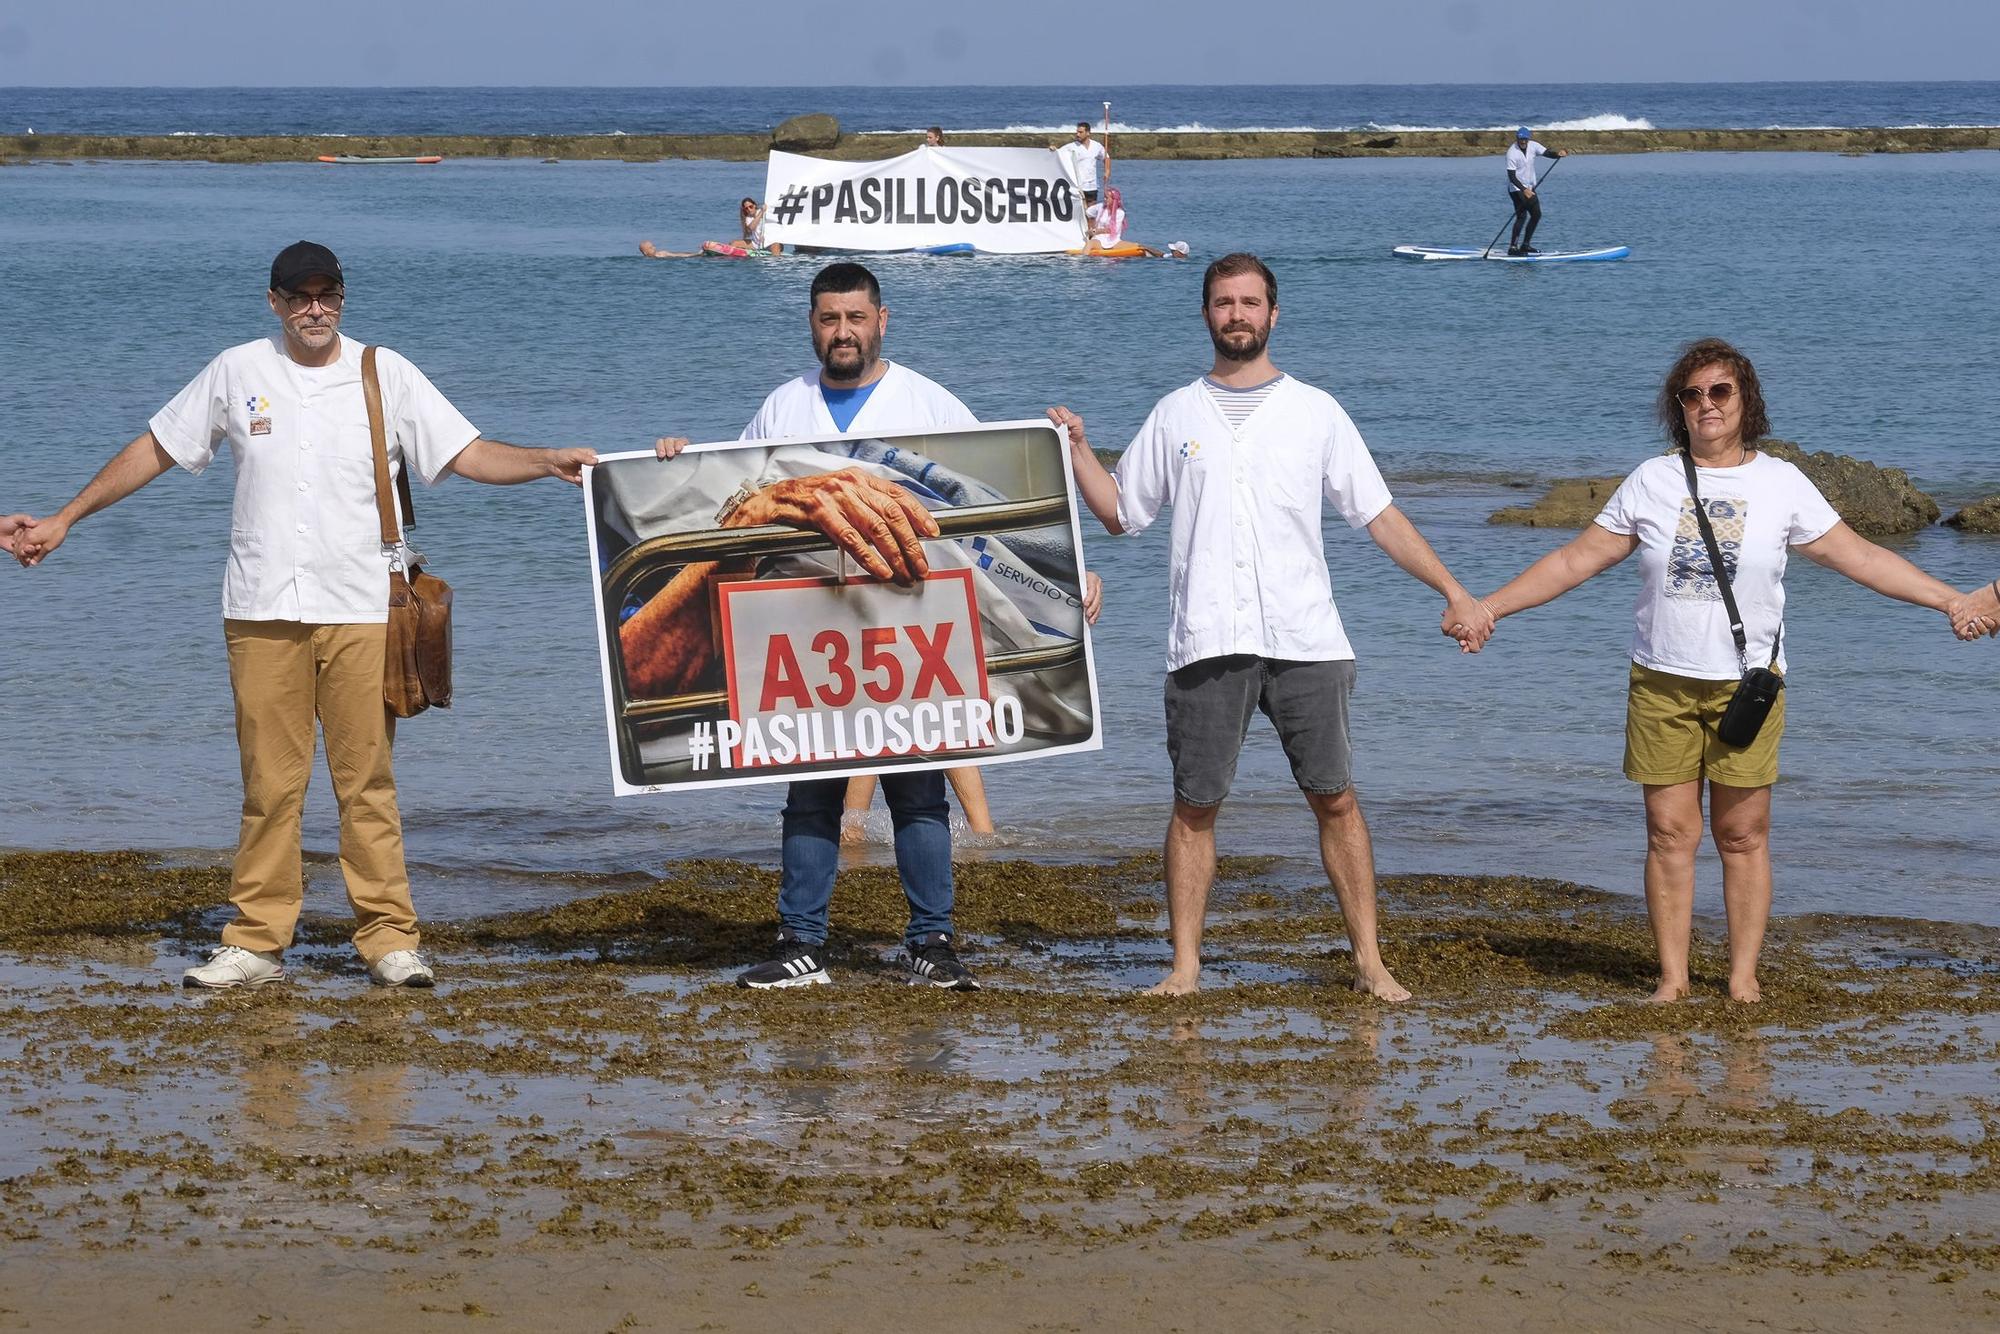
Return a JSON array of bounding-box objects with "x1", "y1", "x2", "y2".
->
[
  {"x1": 736, "y1": 934, "x2": 831, "y2": 989},
  {"x1": 904, "y1": 932, "x2": 980, "y2": 991}
]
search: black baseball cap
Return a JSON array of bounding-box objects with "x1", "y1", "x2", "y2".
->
[{"x1": 270, "y1": 241, "x2": 343, "y2": 291}]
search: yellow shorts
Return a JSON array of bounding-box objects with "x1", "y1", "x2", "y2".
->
[{"x1": 1622, "y1": 662, "x2": 1784, "y2": 789}]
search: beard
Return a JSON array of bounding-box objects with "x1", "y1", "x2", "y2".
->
[
  {"x1": 1208, "y1": 319, "x2": 1270, "y2": 363},
  {"x1": 287, "y1": 314, "x2": 340, "y2": 350},
  {"x1": 816, "y1": 329, "x2": 880, "y2": 383}
]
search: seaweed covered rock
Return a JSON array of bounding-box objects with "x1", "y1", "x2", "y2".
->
[
  {"x1": 1943, "y1": 496, "x2": 2000, "y2": 534},
  {"x1": 1756, "y1": 439, "x2": 1939, "y2": 535},
  {"x1": 772, "y1": 113, "x2": 840, "y2": 152},
  {"x1": 1487, "y1": 477, "x2": 1625, "y2": 528},
  {"x1": 1487, "y1": 441, "x2": 1941, "y2": 535}
]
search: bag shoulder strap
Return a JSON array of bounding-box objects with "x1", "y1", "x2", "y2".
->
[
  {"x1": 1679, "y1": 449, "x2": 1780, "y2": 672},
  {"x1": 361, "y1": 345, "x2": 420, "y2": 548}
]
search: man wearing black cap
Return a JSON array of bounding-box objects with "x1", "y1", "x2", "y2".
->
[{"x1": 13, "y1": 242, "x2": 595, "y2": 991}]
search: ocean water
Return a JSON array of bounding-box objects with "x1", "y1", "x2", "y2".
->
[
  {"x1": 3, "y1": 146, "x2": 1997, "y2": 925},
  {"x1": 6, "y1": 81, "x2": 2000, "y2": 137}
]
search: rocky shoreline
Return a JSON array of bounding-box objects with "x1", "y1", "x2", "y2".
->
[
  {"x1": 1490, "y1": 440, "x2": 2000, "y2": 536},
  {"x1": 2, "y1": 848, "x2": 1996, "y2": 1329},
  {"x1": 6, "y1": 124, "x2": 2000, "y2": 165}
]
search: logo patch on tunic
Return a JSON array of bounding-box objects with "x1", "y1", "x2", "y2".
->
[
  {"x1": 1179, "y1": 439, "x2": 1202, "y2": 461},
  {"x1": 244, "y1": 395, "x2": 270, "y2": 413},
  {"x1": 249, "y1": 416, "x2": 273, "y2": 436}
]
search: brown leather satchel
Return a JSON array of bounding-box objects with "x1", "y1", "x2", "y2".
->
[{"x1": 363, "y1": 345, "x2": 453, "y2": 717}]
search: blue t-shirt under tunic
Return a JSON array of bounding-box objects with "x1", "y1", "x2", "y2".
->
[{"x1": 820, "y1": 380, "x2": 880, "y2": 432}]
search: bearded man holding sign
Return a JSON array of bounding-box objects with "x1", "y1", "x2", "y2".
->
[{"x1": 622, "y1": 263, "x2": 1101, "y2": 992}]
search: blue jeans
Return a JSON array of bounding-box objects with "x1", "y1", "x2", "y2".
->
[{"x1": 779, "y1": 772, "x2": 954, "y2": 946}]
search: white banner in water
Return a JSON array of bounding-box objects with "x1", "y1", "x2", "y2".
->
[{"x1": 761, "y1": 146, "x2": 1083, "y2": 255}]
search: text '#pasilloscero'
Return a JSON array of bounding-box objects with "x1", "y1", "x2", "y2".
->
[{"x1": 770, "y1": 176, "x2": 1076, "y2": 228}]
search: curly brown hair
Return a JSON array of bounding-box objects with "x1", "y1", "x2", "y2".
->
[{"x1": 1657, "y1": 337, "x2": 1771, "y2": 451}]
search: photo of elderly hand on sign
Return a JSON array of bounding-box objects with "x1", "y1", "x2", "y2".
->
[
  {"x1": 622, "y1": 457, "x2": 943, "y2": 693},
  {"x1": 591, "y1": 426, "x2": 1100, "y2": 788}
]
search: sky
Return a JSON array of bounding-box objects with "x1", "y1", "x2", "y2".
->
[{"x1": 1, "y1": 0, "x2": 1996, "y2": 86}]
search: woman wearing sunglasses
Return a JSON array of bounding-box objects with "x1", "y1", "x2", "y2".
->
[{"x1": 1460, "y1": 338, "x2": 1965, "y2": 1005}]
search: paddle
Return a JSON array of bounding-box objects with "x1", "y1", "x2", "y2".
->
[
  {"x1": 1482, "y1": 154, "x2": 1564, "y2": 259},
  {"x1": 1089, "y1": 101, "x2": 1110, "y2": 245}
]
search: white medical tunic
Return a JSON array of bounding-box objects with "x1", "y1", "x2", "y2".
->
[
  {"x1": 150, "y1": 334, "x2": 479, "y2": 623},
  {"x1": 1114, "y1": 374, "x2": 1393, "y2": 672}
]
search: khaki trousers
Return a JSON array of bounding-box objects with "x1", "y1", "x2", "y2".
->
[{"x1": 222, "y1": 620, "x2": 419, "y2": 963}]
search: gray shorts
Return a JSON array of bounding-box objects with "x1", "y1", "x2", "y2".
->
[{"x1": 1163, "y1": 655, "x2": 1355, "y2": 807}]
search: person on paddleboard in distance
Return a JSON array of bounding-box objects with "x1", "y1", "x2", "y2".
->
[
  {"x1": 639, "y1": 197, "x2": 784, "y2": 259},
  {"x1": 1505, "y1": 127, "x2": 1568, "y2": 257}
]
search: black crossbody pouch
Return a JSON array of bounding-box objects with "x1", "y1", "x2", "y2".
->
[{"x1": 1681, "y1": 450, "x2": 1784, "y2": 747}]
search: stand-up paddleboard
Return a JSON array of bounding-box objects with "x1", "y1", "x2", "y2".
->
[
  {"x1": 1393, "y1": 244, "x2": 1630, "y2": 263},
  {"x1": 316, "y1": 154, "x2": 444, "y2": 165}
]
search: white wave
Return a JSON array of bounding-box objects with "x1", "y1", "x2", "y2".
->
[
  {"x1": 169, "y1": 129, "x2": 351, "y2": 137},
  {"x1": 861, "y1": 122, "x2": 1322, "y2": 136},
  {"x1": 864, "y1": 113, "x2": 1659, "y2": 136},
  {"x1": 1364, "y1": 113, "x2": 1656, "y2": 133},
  {"x1": 1538, "y1": 113, "x2": 1655, "y2": 131}
]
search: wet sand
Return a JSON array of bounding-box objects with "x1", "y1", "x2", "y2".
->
[
  {"x1": 1, "y1": 850, "x2": 1996, "y2": 1331},
  {"x1": 6, "y1": 126, "x2": 1999, "y2": 165}
]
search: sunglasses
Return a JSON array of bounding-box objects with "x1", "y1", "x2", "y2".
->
[{"x1": 1676, "y1": 381, "x2": 1737, "y2": 408}]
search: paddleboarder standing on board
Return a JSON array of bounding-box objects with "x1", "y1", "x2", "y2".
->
[
  {"x1": 1053, "y1": 121, "x2": 1109, "y2": 207},
  {"x1": 1505, "y1": 127, "x2": 1568, "y2": 257}
]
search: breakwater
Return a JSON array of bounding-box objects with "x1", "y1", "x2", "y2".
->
[{"x1": 6, "y1": 125, "x2": 1998, "y2": 164}]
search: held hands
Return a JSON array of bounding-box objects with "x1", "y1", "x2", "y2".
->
[
  {"x1": 1441, "y1": 591, "x2": 1497, "y2": 653},
  {"x1": 10, "y1": 513, "x2": 68, "y2": 568},
  {"x1": 1946, "y1": 581, "x2": 2000, "y2": 640}
]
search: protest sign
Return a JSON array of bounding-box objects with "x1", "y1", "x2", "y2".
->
[
  {"x1": 761, "y1": 146, "x2": 1082, "y2": 254},
  {"x1": 584, "y1": 422, "x2": 1101, "y2": 794}
]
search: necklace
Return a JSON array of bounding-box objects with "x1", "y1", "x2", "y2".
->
[{"x1": 1693, "y1": 440, "x2": 1748, "y2": 468}]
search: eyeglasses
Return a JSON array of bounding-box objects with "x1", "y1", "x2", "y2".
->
[
  {"x1": 1676, "y1": 381, "x2": 1736, "y2": 408},
  {"x1": 279, "y1": 289, "x2": 344, "y2": 313}
]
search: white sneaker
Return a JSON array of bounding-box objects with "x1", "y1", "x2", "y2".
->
[
  {"x1": 368, "y1": 949, "x2": 435, "y2": 988},
  {"x1": 182, "y1": 945, "x2": 284, "y2": 990}
]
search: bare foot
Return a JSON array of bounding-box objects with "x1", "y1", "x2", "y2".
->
[
  {"x1": 1727, "y1": 975, "x2": 1762, "y2": 1004},
  {"x1": 639, "y1": 240, "x2": 660, "y2": 257},
  {"x1": 1146, "y1": 970, "x2": 1200, "y2": 996},
  {"x1": 1352, "y1": 966, "x2": 1411, "y2": 1004},
  {"x1": 1646, "y1": 980, "x2": 1692, "y2": 1004}
]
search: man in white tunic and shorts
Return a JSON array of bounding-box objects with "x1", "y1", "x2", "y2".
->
[
  {"x1": 13, "y1": 242, "x2": 597, "y2": 991},
  {"x1": 1051, "y1": 252, "x2": 1493, "y2": 999},
  {"x1": 1054, "y1": 121, "x2": 1109, "y2": 207}
]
